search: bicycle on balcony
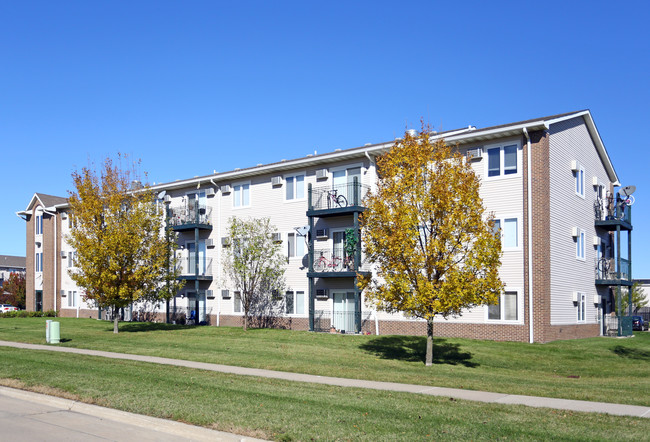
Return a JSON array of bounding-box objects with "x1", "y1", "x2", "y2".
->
[
  {"x1": 314, "y1": 251, "x2": 343, "y2": 272},
  {"x1": 596, "y1": 257, "x2": 611, "y2": 279},
  {"x1": 326, "y1": 189, "x2": 348, "y2": 209}
]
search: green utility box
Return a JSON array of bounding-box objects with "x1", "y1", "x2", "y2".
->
[{"x1": 50, "y1": 321, "x2": 60, "y2": 344}]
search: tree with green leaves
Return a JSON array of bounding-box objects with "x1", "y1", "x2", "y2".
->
[
  {"x1": 222, "y1": 217, "x2": 286, "y2": 331},
  {"x1": 360, "y1": 127, "x2": 504, "y2": 366},
  {"x1": 618, "y1": 281, "x2": 649, "y2": 315},
  {"x1": 67, "y1": 156, "x2": 184, "y2": 333},
  {"x1": 1, "y1": 272, "x2": 26, "y2": 310}
]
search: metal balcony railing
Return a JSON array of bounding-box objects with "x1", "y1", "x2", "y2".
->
[
  {"x1": 168, "y1": 204, "x2": 212, "y2": 227},
  {"x1": 312, "y1": 248, "x2": 369, "y2": 273},
  {"x1": 595, "y1": 257, "x2": 630, "y2": 281},
  {"x1": 309, "y1": 182, "x2": 370, "y2": 211},
  {"x1": 177, "y1": 257, "x2": 213, "y2": 276},
  {"x1": 596, "y1": 199, "x2": 631, "y2": 223}
]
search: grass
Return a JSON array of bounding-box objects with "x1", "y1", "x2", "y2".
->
[
  {"x1": 1, "y1": 346, "x2": 648, "y2": 441},
  {"x1": 0, "y1": 317, "x2": 648, "y2": 406}
]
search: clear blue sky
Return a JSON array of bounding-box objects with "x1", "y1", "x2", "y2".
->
[{"x1": 2, "y1": 1, "x2": 649, "y2": 275}]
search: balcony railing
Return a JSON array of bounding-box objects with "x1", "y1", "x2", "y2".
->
[
  {"x1": 312, "y1": 309, "x2": 359, "y2": 333},
  {"x1": 312, "y1": 248, "x2": 369, "y2": 273},
  {"x1": 168, "y1": 204, "x2": 212, "y2": 227},
  {"x1": 595, "y1": 200, "x2": 631, "y2": 224},
  {"x1": 595, "y1": 257, "x2": 630, "y2": 281},
  {"x1": 308, "y1": 182, "x2": 370, "y2": 211},
  {"x1": 177, "y1": 257, "x2": 213, "y2": 277}
]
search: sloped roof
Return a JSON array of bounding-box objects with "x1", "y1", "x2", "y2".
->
[{"x1": 0, "y1": 255, "x2": 26, "y2": 270}]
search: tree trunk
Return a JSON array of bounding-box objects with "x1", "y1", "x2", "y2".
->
[
  {"x1": 425, "y1": 317, "x2": 434, "y2": 366},
  {"x1": 243, "y1": 312, "x2": 248, "y2": 331},
  {"x1": 113, "y1": 306, "x2": 119, "y2": 334}
]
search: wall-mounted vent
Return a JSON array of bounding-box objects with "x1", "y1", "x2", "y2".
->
[
  {"x1": 592, "y1": 176, "x2": 599, "y2": 186},
  {"x1": 271, "y1": 176, "x2": 283, "y2": 186},
  {"x1": 221, "y1": 237, "x2": 231, "y2": 247},
  {"x1": 593, "y1": 236, "x2": 601, "y2": 246},
  {"x1": 61, "y1": 212, "x2": 68, "y2": 220},
  {"x1": 206, "y1": 238, "x2": 215, "y2": 248},
  {"x1": 206, "y1": 290, "x2": 215, "y2": 299},
  {"x1": 272, "y1": 232, "x2": 282, "y2": 243},
  {"x1": 316, "y1": 228, "x2": 328, "y2": 239},
  {"x1": 572, "y1": 292, "x2": 578, "y2": 303},
  {"x1": 466, "y1": 148, "x2": 482, "y2": 160},
  {"x1": 221, "y1": 289, "x2": 231, "y2": 299},
  {"x1": 315, "y1": 168, "x2": 328, "y2": 180},
  {"x1": 571, "y1": 227, "x2": 579, "y2": 237},
  {"x1": 316, "y1": 289, "x2": 328, "y2": 299},
  {"x1": 60, "y1": 290, "x2": 66, "y2": 296},
  {"x1": 221, "y1": 184, "x2": 232, "y2": 194},
  {"x1": 206, "y1": 188, "x2": 216, "y2": 197},
  {"x1": 593, "y1": 294, "x2": 601, "y2": 304},
  {"x1": 571, "y1": 160, "x2": 580, "y2": 172},
  {"x1": 60, "y1": 251, "x2": 67, "y2": 258}
]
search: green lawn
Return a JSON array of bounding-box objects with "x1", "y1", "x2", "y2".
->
[
  {"x1": 1, "y1": 346, "x2": 648, "y2": 441},
  {"x1": 0, "y1": 318, "x2": 648, "y2": 407}
]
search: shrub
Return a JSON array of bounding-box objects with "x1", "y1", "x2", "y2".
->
[{"x1": 0, "y1": 310, "x2": 58, "y2": 318}]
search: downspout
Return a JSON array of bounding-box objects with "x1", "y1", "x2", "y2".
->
[
  {"x1": 42, "y1": 208, "x2": 57, "y2": 313},
  {"x1": 212, "y1": 179, "x2": 221, "y2": 327},
  {"x1": 523, "y1": 128, "x2": 534, "y2": 343}
]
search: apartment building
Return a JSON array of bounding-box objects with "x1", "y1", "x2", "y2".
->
[
  {"x1": 17, "y1": 110, "x2": 633, "y2": 342},
  {"x1": 0, "y1": 255, "x2": 26, "y2": 289}
]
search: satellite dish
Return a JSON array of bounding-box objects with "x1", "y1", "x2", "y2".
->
[
  {"x1": 618, "y1": 185, "x2": 636, "y2": 198},
  {"x1": 294, "y1": 226, "x2": 309, "y2": 236},
  {"x1": 157, "y1": 190, "x2": 167, "y2": 199}
]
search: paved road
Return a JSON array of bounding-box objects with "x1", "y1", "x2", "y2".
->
[
  {"x1": 0, "y1": 386, "x2": 265, "y2": 442},
  {"x1": 1, "y1": 340, "x2": 649, "y2": 419}
]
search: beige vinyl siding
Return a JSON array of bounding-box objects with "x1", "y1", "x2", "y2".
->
[{"x1": 549, "y1": 116, "x2": 610, "y2": 325}]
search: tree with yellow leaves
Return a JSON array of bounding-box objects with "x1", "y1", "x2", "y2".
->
[
  {"x1": 360, "y1": 127, "x2": 504, "y2": 366},
  {"x1": 67, "y1": 156, "x2": 183, "y2": 333}
]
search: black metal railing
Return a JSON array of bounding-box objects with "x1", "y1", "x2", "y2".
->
[
  {"x1": 597, "y1": 199, "x2": 632, "y2": 223},
  {"x1": 312, "y1": 248, "x2": 369, "y2": 272},
  {"x1": 309, "y1": 182, "x2": 370, "y2": 211},
  {"x1": 595, "y1": 257, "x2": 630, "y2": 281},
  {"x1": 168, "y1": 204, "x2": 212, "y2": 226},
  {"x1": 312, "y1": 309, "x2": 360, "y2": 333},
  {"x1": 177, "y1": 257, "x2": 213, "y2": 276}
]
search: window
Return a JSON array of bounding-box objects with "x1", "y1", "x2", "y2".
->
[
  {"x1": 493, "y1": 217, "x2": 519, "y2": 250},
  {"x1": 285, "y1": 291, "x2": 305, "y2": 315},
  {"x1": 67, "y1": 290, "x2": 78, "y2": 308},
  {"x1": 234, "y1": 291, "x2": 242, "y2": 313},
  {"x1": 233, "y1": 183, "x2": 250, "y2": 207},
  {"x1": 486, "y1": 144, "x2": 518, "y2": 178},
  {"x1": 35, "y1": 214, "x2": 43, "y2": 235},
  {"x1": 35, "y1": 252, "x2": 43, "y2": 273},
  {"x1": 576, "y1": 229, "x2": 585, "y2": 260},
  {"x1": 488, "y1": 291, "x2": 518, "y2": 321},
  {"x1": 287, "y1": 232, "x2": 305, "y2": 258},
  {"x1": 577, "y1": 292, "x2": 586, "y2": 322},
  {"x1": 285, "y1": 174, "x2": 305, "y2": 201},
  {"x1": 575, "y1": 164, "x2": 585, "y2": 198},
  {"x1": 68, "y1": 251, "x2": 76, "y2": 268}
]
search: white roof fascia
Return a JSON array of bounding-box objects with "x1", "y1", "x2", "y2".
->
[{"x1": 443, "y1": 121, "x2": 549, "y2": 144}]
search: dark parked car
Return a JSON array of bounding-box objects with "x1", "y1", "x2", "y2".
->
[{"x1": 632, "y1": 316, "x2": 648, "y2": 331}]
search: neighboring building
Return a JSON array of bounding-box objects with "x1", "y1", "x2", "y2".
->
[
  {"x1": 17, "y1": 110, "x2": 634, "y2": 342},
  {"x1": 0, "y1": 255, "x2": 26, "y2": 288}
]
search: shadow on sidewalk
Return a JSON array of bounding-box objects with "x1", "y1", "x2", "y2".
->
[{"x1": 359, "y1": 336, "x2": 478, "y2": 367}]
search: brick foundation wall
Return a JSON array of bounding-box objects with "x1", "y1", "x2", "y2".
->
[
  {"x1": 58, "y1": 308, "x2": 100, "y2": 319},
  {"x1": 544, "y1": 324, "x2": 600, "y2": 341}
]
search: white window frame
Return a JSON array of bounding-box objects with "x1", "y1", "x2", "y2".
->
[
  {"x1": 284, "y1": 172, "x2": 306, "y2": 202},
  {"x1": 577, "y1": 292, "x2": 586, "y2": 323},
  {"x1": 486, "y1": 289, "x2": 521, "y2": 322},
  {"x1": 232, "y1": 182, "x2": 251, "y2": 208},
  {"x1": 484, "y1": 142, "x2": 521, "y2": 180},
  {"x1": 67, "y1": 290, "x2": 78, "y2": 308},
  {"x1": 575, "y1": 163, "x2": 585, "y2": 198},
  {"x1": 35, "y1": 252, "x2": 43, "y2": 273},
  {"x1": 287, "y1": 232, "x2": 305, "y2": 259},
  {"x1": 35, "y1": 211, "x2": 43, "y2": 236},
  {"x1": 492, "y1": 216, "x2": 521, "y2": 251},
  {"x1": 285, "y1": 290, "x2": 305, "y2": 316},
  {"x1": 576, "y1": 229, "x2": 586, "y2": 260},
  {"x1": 233, "y1": 291, "x2": 242, "y2": 314}
]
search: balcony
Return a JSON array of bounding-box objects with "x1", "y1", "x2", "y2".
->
[
  {"x1": 168, "y1": 204, "x2": 213, "y2": 231},
  {"x1": 595, "y1": 201, "x2": 632, "y2": 231},
  {"x1": 177, "y1": 257, "x2": 213, "y2": 281},
  {"x1": 595, "y1": 257, "x2": 633, "y2": 286},
  {"x1": 307, "y1": 181, "x2": 370, "y2": 217},
  {"x1": 308, "y1": 248, "x2": 370, "y2": 278}
]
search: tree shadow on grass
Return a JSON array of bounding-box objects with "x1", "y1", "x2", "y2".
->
[
  {"x1": 612, "y1": 345, "x2": 650, "y2": 360},
  {"x1": 359, "y1": 335, "x2": 478, "y2": 367},
  {"x1": 117, "y1": 322, "x2": 194, "y2": 333}
]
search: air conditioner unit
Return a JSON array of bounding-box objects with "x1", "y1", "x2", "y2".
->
[
  {"x1": 221, "y1": 184, "x2": 232, "y2": 194},
  {"x1": 592, "y1": 176, "x2": 599, "y2": 186},
  {"x1": 593, "y1": 294, "x2": 601, "y2": 304},
  {"x1": 61, "y1": 212, "x2": 68, "y2": 220},
  {"x1": 316, "y1": 289, "x2": 328, "y2": 299},
  {"x1": 60, "y1": 251, "x2": 67, "y2": 258},
  {"x1": 60, "y1": 290, "x2": 66, "y2": 296},
  {"x1": 206, "y1": 290, "x2": 215, "y2": 299},
  {"x1": 315, "y1": 168, "x2": 328, "y2": 180},
  {"x1": 593, "y1": 236, "x2": 601, "y2": 246},
  {"x1": 271, "y1": 176, "x2": 283, "y2": 186},
  {"x1": 316, "y1": 228, "x2": 328, "y2": 239},
  {"x1": 221, "y1": 289, "x2": 231, "y2": 299},
  {"x1": 163, "y1": 195, "x2": 172, "y2": 203},
  {"x1": 272, "y1": 232, "x2": 282, "y2": 243},
  {"x1": 466, "y1": 147, "x2": 482, "y2": 160},
  {"x1": 571, "y1": 160, "x2": 580, "y2": 172},
  {"x1": 571, "y1": 227, "x2": 579, "y2": 237},
  {"x1": 206, "y1": 238, "x2": 215, "y2": 248},
  {"x1": 206, "y1": 188, "x2": 216, "y2": 197},
  {"x1": 221, "y1": 237, "x2": 231, "y2": 247}
]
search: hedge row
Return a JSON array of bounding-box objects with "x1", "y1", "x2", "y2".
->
[{"x1": 0, "y1": 310, "x2": 58, "y2": 318}]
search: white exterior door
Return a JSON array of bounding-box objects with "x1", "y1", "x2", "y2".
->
[{"x1": 333, "y1": 292, "x2": 355, "y2": 332}]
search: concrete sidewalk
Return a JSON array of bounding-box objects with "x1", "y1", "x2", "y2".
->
[{"x1": 1, "y1": 340, "x2": 649, "y2": 419}]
